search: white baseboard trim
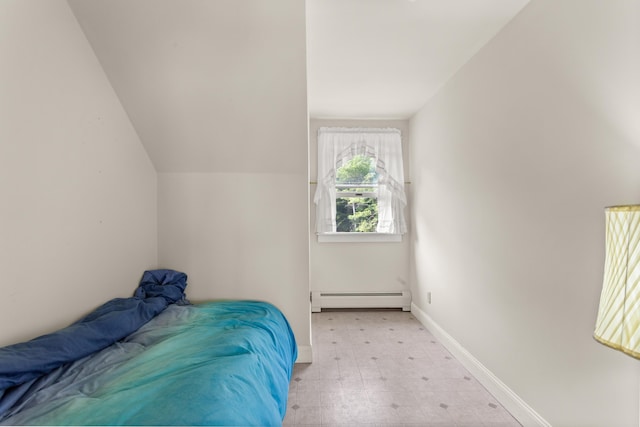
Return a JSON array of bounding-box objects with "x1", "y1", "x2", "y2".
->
[
  {"x1": 411, "y1": 303, "x2": 550, "y2": 427},
  {"x1": 295, "y1": 345, "x2": 313, "y2": 363}
]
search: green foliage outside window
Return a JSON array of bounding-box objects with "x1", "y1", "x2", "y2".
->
[{"x1": 335, "y1": 155, "x2": 378, "y2": 232}]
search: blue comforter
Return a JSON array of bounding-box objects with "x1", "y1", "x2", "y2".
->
[
  {"x1": 0, "y1": 269, "x2": 188, "y2": 412},
  {"x1": 0, "y1": 272, "x2": 297, "y2": 426}
]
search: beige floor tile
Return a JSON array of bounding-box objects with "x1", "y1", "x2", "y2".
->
[{"x1": 286, "y1": 309, "x2": 521, "y2": 427}]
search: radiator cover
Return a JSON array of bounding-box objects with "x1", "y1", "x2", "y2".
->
[{"x1": 311, "y1": 291, "x2": 411, "y2": 312}]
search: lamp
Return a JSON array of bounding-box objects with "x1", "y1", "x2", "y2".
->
[{"x1": 594, "y1": 205, "x2": 640, "y2": 359}]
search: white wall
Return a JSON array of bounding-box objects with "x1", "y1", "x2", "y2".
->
[
  {"x1": 155, "y1": 1, "x2": 310, "y2": 359},
  {"x1": 309, "y1": 119, "x2": 411, "y2": 295},
  {"x1": 409, "y1": 0, "x2": 640, "y2": 426},
  {"x1": 0, "y1": 1, "x2": 158, "y2": 347},
  {"x1": 69, "y1": 0, "x2": 312, "y2": 360},
  {"x1": 158, "y1": 172, "x2": 310, "y2": 358}
]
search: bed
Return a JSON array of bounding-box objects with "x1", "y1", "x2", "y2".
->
[{"x1": 0, "y1": 269, "x2": 297, "y2": 426}]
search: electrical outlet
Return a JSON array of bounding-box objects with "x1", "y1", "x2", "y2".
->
[{"x1": 427, "y1": 292, "x2": 432, "y2": 304}]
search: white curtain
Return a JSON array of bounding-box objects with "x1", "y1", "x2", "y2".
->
[{"x1": 314, "y1": 127, "x2": 407, "y2": 234}]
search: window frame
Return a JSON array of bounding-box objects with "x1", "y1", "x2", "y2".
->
[
  {"x1": 317, "y1": 232, "x2": 402, "y2": 243},
  {"x1": 320, "y1": 157, "x2": 402, "y2": 243}
]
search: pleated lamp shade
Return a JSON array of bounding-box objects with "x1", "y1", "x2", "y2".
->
[{"x1": 594, "y1": 205, "x2": 640, "y2": 359}]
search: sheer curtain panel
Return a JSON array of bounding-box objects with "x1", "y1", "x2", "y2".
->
[{"x1": 314, "y1": 127, "x2": 407, "y2": 234}]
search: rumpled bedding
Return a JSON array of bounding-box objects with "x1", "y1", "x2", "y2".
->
[
  {"x1": 0, "y1": 269, "x2": 188, "y2": 415},
  {"x1": 0, "y1": 270, "x2": 297, "y2": 426}
]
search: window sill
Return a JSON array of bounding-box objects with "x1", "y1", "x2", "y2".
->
[{"x1": 317, "y1": 232, "x2": 402, "y2": 243}]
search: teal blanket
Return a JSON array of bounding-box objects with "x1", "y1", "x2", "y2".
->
[{"x1": 0, "y1": 301, "x2": 297, "y2": 426}]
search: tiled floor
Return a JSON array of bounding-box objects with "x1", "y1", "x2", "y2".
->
[{"x1": 283, "y1": 309, "x2": 521, "y2": 427}]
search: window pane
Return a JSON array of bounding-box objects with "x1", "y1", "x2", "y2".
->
[
  {"x1": 336, "y1": 155, "x2": 378, "y2": 186},
  {"x1": 336, "y1": 197, "x2": 378, "y2": 232},
  {"x1": 335, "y1": 155, "x2": 379, "y2": 232}
]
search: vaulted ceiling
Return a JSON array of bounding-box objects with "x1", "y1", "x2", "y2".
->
[{"x1": 68, "y1": 0, "x2": 529, "y2": 172}]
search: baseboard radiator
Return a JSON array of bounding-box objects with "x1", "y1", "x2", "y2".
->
[{"x1": 311, "y1": 291, "x2": 411, "y2": 312}]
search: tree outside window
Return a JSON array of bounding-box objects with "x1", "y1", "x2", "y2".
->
[{"x1": 335, "y1": 155, "x2": 378, "y2": 232}]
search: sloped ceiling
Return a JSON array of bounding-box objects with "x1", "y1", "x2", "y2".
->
[
  {"x1": 307, "y1": 0, "x2": 530, "y2": 119},
  {"x1": 68, "y1": 0, "x2": 529, "y2": 173},
  {"x1": 68, "y1": 0, "x2": 308, "y2": 174}
]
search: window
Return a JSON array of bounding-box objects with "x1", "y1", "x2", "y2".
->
[
  {"x1": 314, "y1": 127, "x2": 407, "y2": 241},
  {"x1": 335, "y1": 155, "x2": 379, "y2": 232}
]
